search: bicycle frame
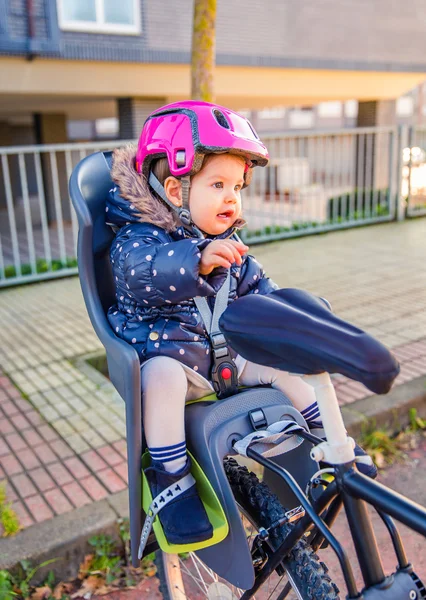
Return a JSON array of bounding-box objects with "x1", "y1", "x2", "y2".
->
[{"x1": 238, "y1": 372, "x2": 426, "y2": 600}]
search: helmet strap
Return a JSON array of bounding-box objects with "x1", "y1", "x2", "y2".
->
[{"x1": 148, "y1": 171, "x2": 203, "y2": 238}]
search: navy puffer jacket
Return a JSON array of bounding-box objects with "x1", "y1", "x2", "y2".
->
[{"x1": 106, "y1": 146, "x2": 278, "y2": 381}]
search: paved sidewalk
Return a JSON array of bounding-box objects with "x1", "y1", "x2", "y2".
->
[{"x1": 0, "y1": 218, "x2": 425, "y2": 531}]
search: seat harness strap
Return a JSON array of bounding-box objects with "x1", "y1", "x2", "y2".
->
[
  {"x1": 233, "y1": 418, "x2": 308, "y2": 458},
  {"x1": 194, "y1": 271, "x2": 239, "y2": 398},
  {"x1": 138, "y1": 472, "x2": 196, "y2": 559}
]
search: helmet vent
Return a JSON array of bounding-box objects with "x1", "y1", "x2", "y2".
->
[{"x1": 213, "y1": 109, "x2": 230, "y2": 129}]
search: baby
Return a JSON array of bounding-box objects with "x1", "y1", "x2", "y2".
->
[{"x1": 106, "y1": 101, "x2": 376, "y2": 546}]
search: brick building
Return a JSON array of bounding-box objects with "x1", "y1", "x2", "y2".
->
[{"x1": 1, "y1": 0, "x2": 426, "y2": 147}]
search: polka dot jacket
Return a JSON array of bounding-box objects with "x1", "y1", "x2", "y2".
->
[{"x1": 106, "y1": 146, "x2": 278, "y2": 381}]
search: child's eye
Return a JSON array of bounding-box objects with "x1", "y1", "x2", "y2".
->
[
  {"x1": 234, "y1": 184, "x2": 242, "y2": 192},
  {"x1": 213, "y1": 182, "x2": 223, "y2": 189}
]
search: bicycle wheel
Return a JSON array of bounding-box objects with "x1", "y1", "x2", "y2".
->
[{"x1": 155, "y1": 457, "x2": 339, "y2": 599}]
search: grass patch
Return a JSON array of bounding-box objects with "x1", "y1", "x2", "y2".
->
[
  {"x1": 2, "y1": 258, "x2": 78, "y2": 280},
  {"x1": 0, "y1": 519, "x2": 155, "y2": 599},
  {"x1": 0, "y1": 483, "x2": 20, "y2": 537},
  {"x1": 359, "y1": 408, "x2": 426, "y2": 469}
]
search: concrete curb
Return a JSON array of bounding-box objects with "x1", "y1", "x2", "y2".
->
[
  {"x1": 0, "y1": 491, "x2": 129, "y2": 583},
  {"x1": 342, "y1": 375, "x2": 426, "y2": 438},
  {"x1": 0, "y1": 376, "x2": 425, "y2": 583}
]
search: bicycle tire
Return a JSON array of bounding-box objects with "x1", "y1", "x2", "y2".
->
[{"x1": 155, "y1": 457, "x2": 339, "y2": 599}]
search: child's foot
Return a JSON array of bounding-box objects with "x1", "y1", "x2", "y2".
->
[
  {"x1": 310, "y1": 427, "x2": 378, "y2": 478},
  {"x1": 145, "y1": 457, "x2": 213, "y2": 545}
]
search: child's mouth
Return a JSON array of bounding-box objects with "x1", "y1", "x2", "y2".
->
[{"x1": 217, "y1": 210, "x2": 234, "y2": 220}]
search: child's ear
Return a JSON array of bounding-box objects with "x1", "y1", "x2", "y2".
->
[{"x1": 164, "y1": 176, "x2": 182, "y2": 208}]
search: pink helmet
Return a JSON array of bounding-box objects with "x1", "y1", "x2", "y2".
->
[{"x1": 136, "y1": 100, "x2": 269, "y2": 185}]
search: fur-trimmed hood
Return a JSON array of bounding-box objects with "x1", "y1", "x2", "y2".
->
[{"x1": 106, "y1": 145, "x2": 246, "y2": 237}]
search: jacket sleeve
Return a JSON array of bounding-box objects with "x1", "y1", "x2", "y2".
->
[
  {"x1": 121, "y1": 236, "x2": 224, "y2": 306},
  {"x1": 237, "y1": 254, "x2": 279, "y2": 298}
]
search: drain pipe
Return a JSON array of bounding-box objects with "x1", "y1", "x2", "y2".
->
[{"x1": 26, "y1": 0, "x2": 37, "y2": 61}]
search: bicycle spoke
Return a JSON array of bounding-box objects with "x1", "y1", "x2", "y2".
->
[
  {"x1": 189, "y1": 555, "x2": 211, "y2": 593},
  {"x1": 190, "y1": 551, "x2": 218, "y2": 580},
  {"x1": 178, "y1": 561, "x2": 210, "y2": 596}
]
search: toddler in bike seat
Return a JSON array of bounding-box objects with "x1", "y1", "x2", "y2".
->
[{"x1": 106, "y1": 101, "x2": 376, "y2": 547}]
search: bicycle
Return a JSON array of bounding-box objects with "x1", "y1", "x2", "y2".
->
[{"x1": 70, "y1": 150, "x2": 426, "y2": 599}]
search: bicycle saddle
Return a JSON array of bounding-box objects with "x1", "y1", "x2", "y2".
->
[{"x1": 219, "y1": 288, "x2": 400, "y2": 395}]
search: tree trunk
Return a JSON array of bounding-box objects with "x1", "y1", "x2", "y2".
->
[{"x1": 191, "y1": 0, "x2": 217, "y2": 102}]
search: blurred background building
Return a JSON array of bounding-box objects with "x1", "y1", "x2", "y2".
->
[
  {"x1": 1, "y1": 0, "x2": 426, "y2": 287},
  {"x1": 1, "y1": 0, "x2": 426, "y2": 145}
]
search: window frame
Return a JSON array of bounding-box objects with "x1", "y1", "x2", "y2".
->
[{"x1": 57, "y1": 0, "x2": 141, "y2": 35}]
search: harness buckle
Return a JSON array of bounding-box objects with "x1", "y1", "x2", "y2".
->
[
  {"x1": 249, "y1": 409, "x2": 268, "y2": 431},
  {"x1": 210, "y1": 339, "x2": 239, "y2": 399}
]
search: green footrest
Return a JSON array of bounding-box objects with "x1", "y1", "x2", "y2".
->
[{"x1": 141, "y1": 451, "x2": 229, "y2": 554}]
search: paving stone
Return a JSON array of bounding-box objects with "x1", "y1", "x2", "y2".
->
[
  {"x1": 66, "y1": 415, "x2": 90, "y2": 432},
  {"x1": 10, "y1": 413, "x2": 32, "y2": 431},
  {"x1": 0, "y1": 413, "x2": 15, "y2": 436},
  {"x1": 81, "y1": 450, "x2": 108, "y2": 472},
  {"x1": 97, "y1": 424, "x2": 122, "y2": 443},
  {"x1": 62, "y1": 481, "x2": 92, "y2": 508},
  {"x1": 24, "y1": 429, "x2": 45, "y2": 447},
  {"x1": 80, "y1": 475, "x2": 109, "y2": 501},
  {"x1": 3, "y1": 482, "x2": 18, "y2": 501},
  {"x1": 28, "y1": 394, "x2": 48, "y2": 409},
  {"x1": 80, "y1": 429, "x2": 107, "y2": 449},
  {"x1": 112, "y1": 461, "x2": 129, "y2": 484},
  {"x1": 11, "y1": 500, "x2": 34, "y2": 528},
  {"x1": 5, "y1": 432, "x2": 28, "y2": 452},
  {"x1": 97, "y1": 445, "x2": 123, "y2": 467},
  {"x1": 49, "y1": 439, "x2": 74, "y2": 459},
  {"x1": 44, "y1": 488, "x2": 73, "y2": 515},
  {"x1": 32, "y1": 443, "x2": 57, "y2": 465},
  {"x1": 63, "y1": 457, "x2": 90, "y2": 479},
  {"x1": 112, "y1": 440, "x2": 127, "y2": 459},
  {"x1": 25, "y1": 410, "x2": 46, "y2": 427},
  {"x1": 46, "y1": 462, "x2": 74, "y2": 486},
  {"x1": 24, "y1": 493, "x2": 54, "y2": 522},
  {"x1": 18, "y1": 448, "x2": 41, "y2": 471},
  {"x1": 0, "y1": 439, "x2": 10, "y2": 457},
  {"x1": 53, "y1": 419, "x2": 75, "y2": 437},
  {"x1": 0, "y1": 455, "x2": 23, "y2": 476},
  {"x1": 97, "y1": 468, "x2": 126, "y2": 493},
  {"x1": 55, "y1": 403, "x2": 75, "y2": 418},
  {"x1": 65, "y1": 434, "x2": 90, "y2": 454},
  {"x1": 28, "y1": 466, "x2": 56, "y2": 492},
  {"x1": 11, "y1": 473, "x2": 37, "y2": 498},
  {"x1": 1, "y1": 401, "x2": 19, "y2": 417}
]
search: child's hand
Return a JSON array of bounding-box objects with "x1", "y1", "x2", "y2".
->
[{"x1": 199, "y1": 240, "x2": 249, "y2": 275}]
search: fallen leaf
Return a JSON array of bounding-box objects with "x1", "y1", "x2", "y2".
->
[
  {"x1": 30, "y1": 586, "x2": 52, "y2": 600},
  {"x1": 72, "y1": 575, "x2": 104, "y2": 599},
  {"x1": 78, "y1": 554, "x2": 94, "y2": 579},
  {"x1": 53, "y1": 582, "x2": 74, "y2": 599}
]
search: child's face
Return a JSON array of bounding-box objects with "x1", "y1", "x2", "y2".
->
[{"x1": 189, "y1": 154, "x2": 245, "y2": 236}]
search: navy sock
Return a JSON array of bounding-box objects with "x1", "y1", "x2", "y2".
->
[
  {"x1": 301, "y1": 401, "x2": 323, "y2": 429},
  {"x1": 148, "y1": 441, "x2": 187, "y2": 473}
]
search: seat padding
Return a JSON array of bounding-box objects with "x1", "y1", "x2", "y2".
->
[{"x1": 219, "y1": 288, "x2": 400, "y2": 395}]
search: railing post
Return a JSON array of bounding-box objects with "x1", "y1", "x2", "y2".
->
[{"x1": 395, "y1": 125, "x2": 409, "y2": 221}]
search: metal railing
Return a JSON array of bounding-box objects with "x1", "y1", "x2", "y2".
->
[
  {"x1": 242, "y1": 126, "x2": 398, "y2": 244},
  {"x1": 0, "y1": 125, "x2": 424, "y2": 288},
  {"x1": 0, "y1": 139, "x2": 132, "y2": 288},
  {"x1": 404, "y1": 126, "x2": 426, "y2": 218}
]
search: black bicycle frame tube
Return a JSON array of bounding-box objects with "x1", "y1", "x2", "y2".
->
[
  {"x1": 241, "y1": 448, "x2": 359, "y2": 600},
  {"x1": 309, "y1": 494, "x2": 344, "y2": 552},
  {"x1": 376, "y1": 510, "x2": 409, "y2": 569},
  {"x1": 341, "y1": 486, "x2": 386, "y2": 587},
  {"x1": 344, "y1": 469, "x2": 426, "y2": 537}
]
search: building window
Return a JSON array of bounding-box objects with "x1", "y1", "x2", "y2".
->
[{"x1": 57, "y1": 0, "x2": 141, "y2": 35}]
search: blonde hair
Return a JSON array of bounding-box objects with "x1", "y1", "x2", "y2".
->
[{"x1": 152, "y1": 152, "x2": 246, "y2": 185}]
